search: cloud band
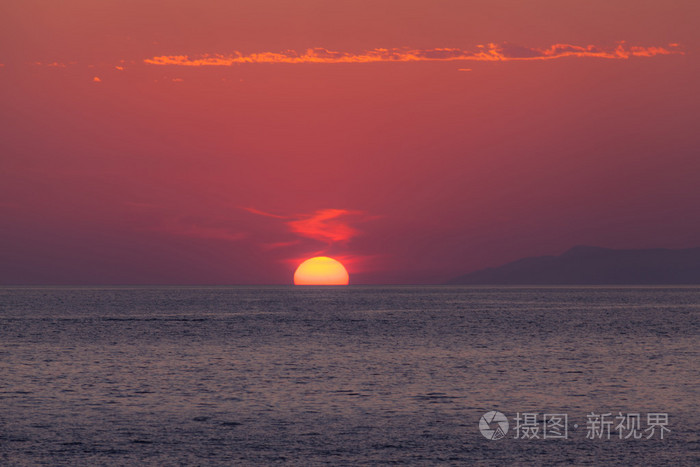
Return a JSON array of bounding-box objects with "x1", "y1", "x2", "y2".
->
[{"x1": 144, "y1": 42, "x2": 682, "y2": 66}]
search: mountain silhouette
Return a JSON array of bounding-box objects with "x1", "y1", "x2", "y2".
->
[{"x1": 449, "y1": 246, "x2": 700, "y2": 285}]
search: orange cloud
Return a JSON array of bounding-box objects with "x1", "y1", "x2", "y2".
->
[
  {"x1": 246, "y1": 208, "x2": 370, "y2": 244},
  {"x1": 288, "y1": 209, "x2": 364, "y2": 243},
  {"x1": 144, "y1": 42, "x2": 683, "y2": 66},
  {"x1": 246, "y1": 208, "x2": 379, "y2": 273}
]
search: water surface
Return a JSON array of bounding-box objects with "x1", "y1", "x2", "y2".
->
[{"x1": 1, "y1": 286, "x2": 698, "y2": 465}]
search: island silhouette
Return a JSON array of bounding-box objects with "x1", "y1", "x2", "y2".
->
[{"x1": 449, "y1": 246, "x2": 700, "y2": 285}]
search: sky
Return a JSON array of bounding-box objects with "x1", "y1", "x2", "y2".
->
[{"x1": 1, "y1": 0, "x2": 699, "y2": 284}]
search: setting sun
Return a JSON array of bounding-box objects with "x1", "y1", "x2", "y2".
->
[{"x1": 293, "y1": 257, "x2": 349, "y2": 285}]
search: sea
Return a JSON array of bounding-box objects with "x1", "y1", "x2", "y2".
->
[{"x1": 1, "y1": 286, "x2": 698, "y2": 465}]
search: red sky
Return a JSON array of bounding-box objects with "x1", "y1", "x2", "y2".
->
[{"x1": 1, "y1": 0, "x2": 699, "y2": 284}]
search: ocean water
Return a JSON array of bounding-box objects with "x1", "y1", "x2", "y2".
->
[{"x1": 1, "y1": 286, "x2": 698, "y2": 465}]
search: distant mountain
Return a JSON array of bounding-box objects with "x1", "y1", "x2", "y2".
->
[{"x1": 449, "y1": 246, "x2": 700, "y2": 285}]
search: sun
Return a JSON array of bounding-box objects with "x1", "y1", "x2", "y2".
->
[{"x1": 294, "y1": 256, "x2": 349, "y2": 285}]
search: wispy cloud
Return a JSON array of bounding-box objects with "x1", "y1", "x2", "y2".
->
[
  {"x1": 246, "y1": 208, "x2": 369, "y2": 245},
  {"x1": 245, "y1": 207, "x2": 376, "y2": 270},
  {"x1": 288, "y1": 209, "x2": 364, "y2": 243},
  {"x1": 243, "y1": 207, "x2": 287, "y2": 219},
  {"x1": 144, "y1": 42, "x2": 683, "y2": 67},
  {"x1": 128, "y1": 203, "x2": 247, "y2": 242},
  {"x1": 32, "y1": 61, "x2": 78, "y2": 68}
]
